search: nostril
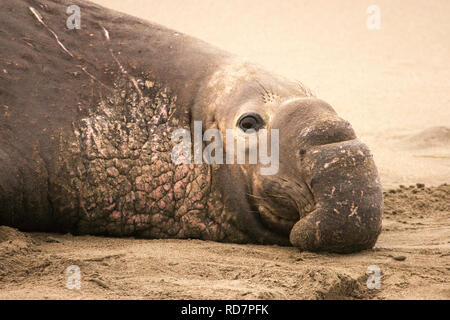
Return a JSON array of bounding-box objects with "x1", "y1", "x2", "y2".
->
[{"x1": 299, "y1": 149, "x2": 306, "y2": 157}]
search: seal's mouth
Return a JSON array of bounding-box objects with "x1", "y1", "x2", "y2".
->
[{"x1": 249, "y1": 180, "x2": 316, "y2": 238}]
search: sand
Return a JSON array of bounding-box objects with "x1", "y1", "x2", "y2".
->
[
  {"x1": 0, "y1": 0, "x2": 449, "y2": 299},
  {"x1": 0, "y1": 185, "x2": 449, "y2": 299}
]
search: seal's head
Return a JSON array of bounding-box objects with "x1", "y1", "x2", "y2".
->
[{"x1": 199, "y1": 61, "x2": 382, "y2": 253}]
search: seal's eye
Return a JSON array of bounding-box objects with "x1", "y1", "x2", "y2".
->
[{"x1": 237, "y1": 113, "x2": 264, "y2": 132}]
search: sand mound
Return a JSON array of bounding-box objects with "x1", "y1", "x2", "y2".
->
[
  {"x1": 0, "y1": 227, "x2": 41, "y2": 282},
  {"x1": 0, "y1": 226, "x2": 34, "y2": 250},
  {"x1": 398, "y1": 127, "x2": 450, "y2": 150},
  {"x1": 383, "y1": 183, "x2": 450, "y2": 217}
]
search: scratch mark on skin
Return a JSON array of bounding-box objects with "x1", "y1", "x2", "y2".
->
[
  {"x1": 349, "y1": 203, "x2": 359, "y2": 217},
  {"x1": 29, "y1": 7, "x2": 111, "y2": 91},
  {"x1": 79, "y1": 66, "x2": 111, "y2": 91},
  {"x1": 324, "y1": 158, "x2": 339, "y2": 169},
  {"x1": 315, "y1": 221, "x2": 321, "y2": 242},
  {"x1": 111, "y1": 53, "x2": 144, "y2": 101},
  {"x1": 331, "y1": 186, "x2": 336, "y2": 197},
  {"x1": 29, "y1": 7, "x2": 74, "y2": 58},
  {"x1": 101, "y1": 25, "x2": 144, "y2": 101},
  {"x1": 101, "y1": 26, "x2": 110, "y2": 41}
]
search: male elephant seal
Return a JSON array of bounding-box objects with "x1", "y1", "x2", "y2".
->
[{"x1": 0, "y1": 0, "x2": 382, "y2": 253}]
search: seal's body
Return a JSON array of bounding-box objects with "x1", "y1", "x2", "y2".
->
[{"x1": 0, "y1": 0, "x2": 382, "y2": 252}]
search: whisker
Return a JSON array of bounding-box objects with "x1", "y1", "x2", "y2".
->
[
  {"x1": 247, "y1": 193, "x2": 268, "y2": 201},
  {"x1": 255, "y1": 80, "x2": 270, "y2": 96},
  {"x1": 264, "y1": 193, "x2": 290, "y2": 200}
]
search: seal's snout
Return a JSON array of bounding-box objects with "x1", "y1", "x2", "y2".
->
[
  {"x1": 270, "y1": 98, "x2": 382, "y2": 252},
  {"x1": 289, "y1": 140, "x2": 383, "y2": 253}
]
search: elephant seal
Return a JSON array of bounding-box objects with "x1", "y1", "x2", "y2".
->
[{"x1": 0, "y1": 0, "x2": 382, "y2": 253}]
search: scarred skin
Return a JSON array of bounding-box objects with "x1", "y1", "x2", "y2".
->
[{"x1": 0, "y1": 0, "x2": 382, "y2": 252}]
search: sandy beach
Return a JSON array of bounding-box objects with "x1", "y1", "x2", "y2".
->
[{"x1": 0, "y1": 0, "x2": 449, "y2": 299}]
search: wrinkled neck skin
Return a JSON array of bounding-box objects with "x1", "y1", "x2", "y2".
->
[{"x1": 57, "y1": 66, "x2": 255, "y2": 244}]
